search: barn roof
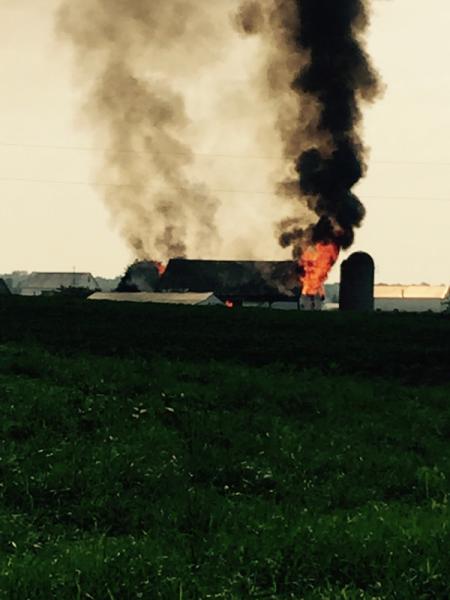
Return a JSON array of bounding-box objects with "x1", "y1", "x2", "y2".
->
[
  {"x1": 88, "y1": 292, "x2": 222, "y2": 306},
  {"x1": 0, "y1": 278, "x2": 11, "y2": 295},
  {"x1": 158, "y1": 259, "x2": 299, "y2": 299},
  {"x1": 23, "y1": 272, "x2": 99, "y2": 291},
  {"x1": 374, "y1": 285, "x2": 450, "y2": 300}
]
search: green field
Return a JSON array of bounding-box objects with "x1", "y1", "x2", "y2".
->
[{"x1": 1, "y1": 297, "x2": 450, "y2": 599}]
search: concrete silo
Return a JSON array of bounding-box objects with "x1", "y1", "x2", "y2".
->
[{"x1": 339, "y1": 252, "x2": 375, "y2": 311}]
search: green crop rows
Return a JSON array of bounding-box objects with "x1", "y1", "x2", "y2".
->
[{"x1": 0, "y1": 297, "x2": 450, "y2": 598}]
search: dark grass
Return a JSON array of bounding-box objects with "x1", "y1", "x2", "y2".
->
[
  {"x1": 0, "y1": 295, "x2": 450, "y2": 384},
  {"x1": 1, "y1": 298, "x2": 450, "y2": 598}
]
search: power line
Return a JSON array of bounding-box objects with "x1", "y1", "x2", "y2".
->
[
  {"x1": 0, "y1": 141, "x2": 284, "y2": 160},
  {"x1": 0, "y1": 141, "x2": 449, "y2": 167},
  {"x1": 0, "y1": 176, "x2": 449, "y2": 202}
]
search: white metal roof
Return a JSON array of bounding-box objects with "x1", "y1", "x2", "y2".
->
[
  {"x1": 374, "y1": 285, "x2": 450, "y2": 300},
  {"x1": 88, "y1": 292, "x2": 223, "y2": 306}
]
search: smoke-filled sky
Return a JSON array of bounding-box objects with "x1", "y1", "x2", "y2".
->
[{"x1": 1, "y1": 0, "x2": 449, "y2": 283}]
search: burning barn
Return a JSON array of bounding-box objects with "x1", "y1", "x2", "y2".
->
[
  {"x1": 118, "y1": 259, "x2": 300, "y2": 308},
  {"x1": 158, "y1": 259, "x2": 300, "y2": 307}
]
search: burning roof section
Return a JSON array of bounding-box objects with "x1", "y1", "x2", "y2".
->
[{"x1": 158, "y1": 259, "x2": 299, "y2": 301}]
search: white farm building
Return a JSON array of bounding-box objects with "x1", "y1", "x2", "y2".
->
[
  {"x1": 21, "y1": 272, "x2": 99, "y2": 296},
  {"x1": 374, "y1": 285, "x2": 450, "y2": 312}
]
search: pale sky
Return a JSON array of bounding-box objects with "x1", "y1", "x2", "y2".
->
[{"x1": 0, "y1": 0, "x2": 449, "y2": 282}]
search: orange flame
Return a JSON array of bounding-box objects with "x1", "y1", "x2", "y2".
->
[
  {"x1": 156, "y1": 262, "x2": 166, "y2": 276},
  {"x1": 300, "y1": 243, "x2": 339, "y2": 296}
]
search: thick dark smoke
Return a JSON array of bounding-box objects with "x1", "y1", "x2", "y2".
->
[
  {"x1": 236, "y1": 0, "x2": 381, "y2": 257},
  {"x1": 57, "y1": 1, "x2": 223, "y2": 261},
  {"x1": 116, "y1": 260, "x2": 161, "y2": 293}
]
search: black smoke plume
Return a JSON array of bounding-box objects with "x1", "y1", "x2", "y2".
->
[{"x1": 236, "y1": 0, "x2": 382, "y2": 256}]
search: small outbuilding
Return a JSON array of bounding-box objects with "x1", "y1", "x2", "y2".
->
[
  {"x1": 21, "y1": 272, "x2": 99, "y2": 296},
  {"x1": 88, "y1": 292, "x2": 223, "y2": 306},
  {"x1": 374, "y1": 285, "x2": 450, "y2": 312},
  {"x1": 0, "y1": 278, "x2": 11, "y2": 296}
]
